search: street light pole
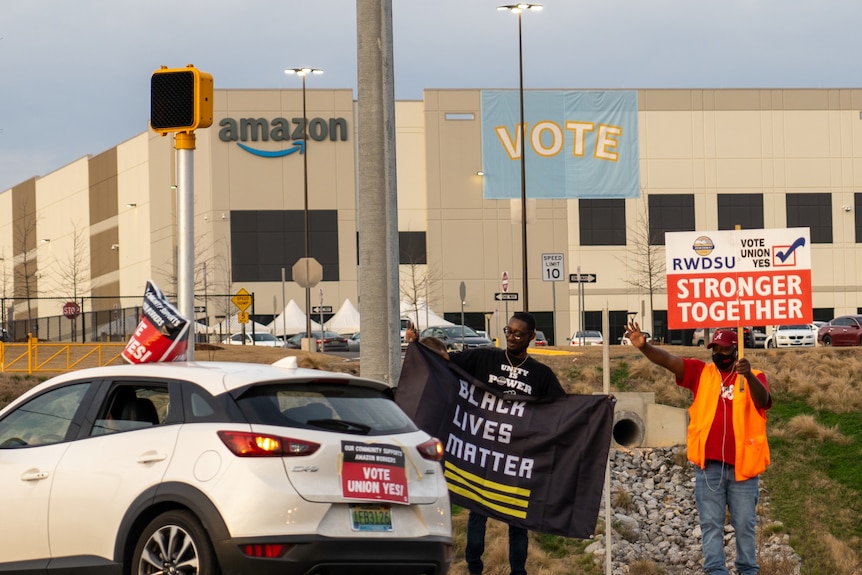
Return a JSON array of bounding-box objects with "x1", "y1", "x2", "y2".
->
[
  {"x1": 498, "y1": 3, "x2": 541, "y2": 313},
  {"x1": 285, "y1": 67, "x2": 323, "y2": 339}
]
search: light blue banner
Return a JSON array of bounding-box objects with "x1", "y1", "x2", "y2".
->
[{"x1": 480, "y1": 90, "x2": 640, "y2": 199}]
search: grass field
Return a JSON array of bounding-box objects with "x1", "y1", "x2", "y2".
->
[{"x1": 1, "y1": 343, "x2": 860, "y2": 574}]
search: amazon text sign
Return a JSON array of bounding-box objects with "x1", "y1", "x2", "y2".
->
[{"x1": 665, "y1": 229, "x2": 812, "y2": 329}]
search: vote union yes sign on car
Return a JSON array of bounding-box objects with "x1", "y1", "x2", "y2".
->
[{"x1": 665, "y1": 228, "x2": 812, "y2": 329}]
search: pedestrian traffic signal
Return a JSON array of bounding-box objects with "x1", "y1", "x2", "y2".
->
[{"x1": 150, "y1": 65, "x2": 213, "y2": 135}]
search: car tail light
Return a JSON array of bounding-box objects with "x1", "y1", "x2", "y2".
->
[
  {"x1": 218, "y1": 430, "x2": 320, "y2": 457},
  {"x1": 241, "y1": 543, "x2": 292, "y2": 558},
  {"x1": 417, "y1": 437, "x2": 444, "y2": 462}
]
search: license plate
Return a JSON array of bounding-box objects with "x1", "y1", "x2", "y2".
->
[{"x1": 349, "y1": 504, "x2": 393, "y2": 532}]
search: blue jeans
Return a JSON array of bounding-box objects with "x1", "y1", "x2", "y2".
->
[
  {"x1": 465, "y1": 512, "x2": 528, "y2": 575},
  {"x1": 695, "y1": 461, "x2": 760, "y2": 575}
]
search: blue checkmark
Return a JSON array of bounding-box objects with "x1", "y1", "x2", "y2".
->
[{"x1": 775, "y1": 237, "x2": 805, "y2": 263}]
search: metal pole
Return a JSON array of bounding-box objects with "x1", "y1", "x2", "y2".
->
[
  {"x1": 517, "y1": 10, "x2": 529, "y2": 312},
  {"x1": 551, "y1": 281, "x2": 556, "y2": 345},
  {"x1": 176, "y1": 132, "x2": 196, "y2": 361},
  {"x1": 281, "y1": 267, "x2": 287, "y2": 347},
  {"x1": 302, "y1": 73, "x2": 312, "y2": 340},
  {"x1": 602, "y1": 307, "x2": 612, "y2": 575}
]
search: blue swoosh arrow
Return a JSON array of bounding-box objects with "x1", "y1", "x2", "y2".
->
[
  {"x1": 775, "y1": 236, "x2": 805, "y2": 263},
  {"x1": 237, "y1": 140, "x2": 305, "y2": 158}
]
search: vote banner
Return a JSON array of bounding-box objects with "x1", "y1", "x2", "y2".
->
[
  {"x1": 396, "y1": 343, "x2": 614, "y2": 538},
  {"x1": 665, "y1": 228, "x2": 812, "y2": 329},
  {"x1": 481, "y1": 90, "x2": 640, "y2": 200},
  {"x1": 122, "y1": 281, "x2": 190, "y2": 363}
]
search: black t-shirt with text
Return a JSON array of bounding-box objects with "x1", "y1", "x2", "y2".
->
[{"x1": 449, "y1": 347, "x2": 566, "y2": 400}]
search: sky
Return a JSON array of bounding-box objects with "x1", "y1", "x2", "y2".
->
[{"x1": 2, "y1": 0, "x2": 861, "y2": 192}]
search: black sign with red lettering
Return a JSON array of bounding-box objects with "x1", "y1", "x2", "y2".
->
[{"x1": 122, "y1": 281, "x2": 190, "y2": 363}]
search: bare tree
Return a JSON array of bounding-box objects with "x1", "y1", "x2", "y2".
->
[
  {"x1": 154, "y1": 233, "x2": 233, "y2": 336},
  {"x1": 52, "y1": 221, "x2": 91, "y2": 301},
  {"x1": 399, "y1": 259, "x2": 441, "y2": 328},
  {"x1": 46, "y1": 221, "x2": 92, "y2": 341},
  {"x1": 620, "y1": 195, "x2": 665, "y2": 334},
  {"x1": 0, "y1": 248, "x2": 10, "y2": 332}
]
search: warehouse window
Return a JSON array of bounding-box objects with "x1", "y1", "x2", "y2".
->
[
  {"x1": 579, "y1": 199, "x2": 626, "y2": 246},
  {"x1": 855, "y1": 193, "x2": 862, "y2": 243},
  {"x1": 786, "y1": 193, "x2": 832, "y2": 243},
  {"x1": 717, "y1": 194, "x2": 763, "y2": 230},
  {"x1": 231, "y1": 210, "x2": 339, "y2": 282},
  {"x1": 399, "y1": 232, "x2": 427, "y2": 264},
  {"x1": 648, "y1": 194, "x2": 695, "y2": 246}
]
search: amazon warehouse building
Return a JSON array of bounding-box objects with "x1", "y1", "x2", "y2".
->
[{"x1": 3, "y1": 87, "x2": 862, "y2": 346}]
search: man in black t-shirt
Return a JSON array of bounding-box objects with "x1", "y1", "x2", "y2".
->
[{"x1": 408, "y1": 311, "x2": 565, "y2": 575}]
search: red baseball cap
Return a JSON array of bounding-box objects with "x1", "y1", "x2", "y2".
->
[{"x1": 707, "y1": 329, "x2": 738, "y2": 349}]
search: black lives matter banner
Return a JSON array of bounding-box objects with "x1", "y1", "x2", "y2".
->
[
  {"x1": 396, "y1": 343, "x2": 614, "y2": 538},
  {"x1": 122, "y1": 281, "x2": 190, "y2": 363}
]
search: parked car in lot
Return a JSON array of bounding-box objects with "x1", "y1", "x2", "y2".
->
[
  {"x1": 0, "y1": 360, "x2": 452, "y2": 574},
  {"x1": 418, "y1": 325, "x2": 494, "y2": 351},
  {"x1": 620, "y1": 331, "x2": 651, "y2": 346},
  {"x1": 532, "y1": 330, "x2": 549, "y2": 347},
  {"x1": 752, "y1": 328, "x2": 767, "y2": 348},
  {"x1": 569, "y1": 330, "x2": 604, "y2": 346},
  {"x1": 222, "y1": 332, "x2": 281, "y2": 347},
  {"x1": 347, "y1": 331, "x2": 361, "y2": 351},
  {"x1": 285, "y1": 330, "x2": 350, "y2": 352},
  {"x1": 818, "y1": 315, "x2": 862, "y2": 346},
  {"x1": 764, "y1": 324, "x2": 816, "y2": 348},
  {"x1": 692, "y1": 327, "x2": 756, "y2": 348}
]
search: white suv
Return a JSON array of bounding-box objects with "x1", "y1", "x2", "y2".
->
[{"x1": 0, "y1": 360, "x2": 451, "y2": 574}]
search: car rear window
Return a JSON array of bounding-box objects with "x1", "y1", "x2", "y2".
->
[{"x1": 235, "y1": 383, "x2": 418, "y2": 436}]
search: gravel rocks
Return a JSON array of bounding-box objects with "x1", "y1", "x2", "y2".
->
[{"x1": 586, "y1": 446, "x2": 802, "y2": 574}]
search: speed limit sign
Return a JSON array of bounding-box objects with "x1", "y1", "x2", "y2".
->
[{"x1": 541, "y1": 253, "x2": 564, "y2": 282}]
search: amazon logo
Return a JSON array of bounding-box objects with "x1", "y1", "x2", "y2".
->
[{"x1": 219, "y1": 116, "x2": 348, "y2": 157}]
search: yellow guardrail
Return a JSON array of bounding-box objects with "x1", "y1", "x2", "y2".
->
[{"x1": 0, "y1": 335, "x2": 126, "y2": 375}]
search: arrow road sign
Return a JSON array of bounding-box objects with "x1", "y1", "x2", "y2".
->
[
  {"x1": 494, "y1": 292, "x2": 519, "y2": 301},
  {"x1": 312, "y1": 306, "x2": 333, "y2": 313},
  {"x1": 569, "y1": 273, "x2": 597, "y2": 283}
]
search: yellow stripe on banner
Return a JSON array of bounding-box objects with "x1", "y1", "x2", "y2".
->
[
  {"x1": 447, "y1": 483, "x2": 528, "y2": 519},
  {"x1": 444, "y1": 460, "x2": 531, "y2": 496},
  {"x1": 444, "y1": 470, "x2": 529, "y2": 508}
]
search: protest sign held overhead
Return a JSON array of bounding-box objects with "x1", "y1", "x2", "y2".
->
[
  {"x1": 122, "y1": 281, "x2": 190, "y2": 363},
  {"x1": 396, "y1": 343, "x2": 614, "y2": 539},
  {"x1": 665, "y1": 228, "x2": 812, "y2": 329}
]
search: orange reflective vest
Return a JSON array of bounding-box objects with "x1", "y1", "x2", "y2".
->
[{"x1": 686, "y1": 364, "x2": 770, "y2": 481}]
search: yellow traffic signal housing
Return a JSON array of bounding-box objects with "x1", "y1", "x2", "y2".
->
[{"x1": 150, "y1": 65, "x2": 213, "y2": 135}]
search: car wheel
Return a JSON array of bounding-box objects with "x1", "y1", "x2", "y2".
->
[
  {"x1": 132, "y1": 510, "x2": 219, "y2": 575},
  {"x1": 822, "y1": 336, "x2": 832, "y2": 346}
]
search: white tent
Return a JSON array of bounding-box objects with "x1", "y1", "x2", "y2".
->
[
  {"x1": 325, "y1": 298, "x2": 361, "y2": 334},
  {"x1": 400, "y1": 299, "x2": 455, "y2": 329},
  {"x1": 214, "y1": 315, "x2": 272, "y2": 337},
  {"x1": 267, "y1": 299, "x2": 321, "y2": 336}
]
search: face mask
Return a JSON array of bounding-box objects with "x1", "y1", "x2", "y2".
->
[{"x1": 712, "y1": 351, "x2": 737, "y2": 371}]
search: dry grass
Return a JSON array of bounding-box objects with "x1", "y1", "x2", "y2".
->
[
  {"x1": 770, "y1": 414, "x2": 850, "y2": 444},
  {"x1": 3, "y1": 342, "x2": 862, "y2": 574},
  {"x1": 823, "y1": 533, "x2": 862, "y2": 575}
]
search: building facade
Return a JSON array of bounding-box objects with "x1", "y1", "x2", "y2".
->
[{"x1": 2, "y1": 88, "x2": 862, "y2": 345}]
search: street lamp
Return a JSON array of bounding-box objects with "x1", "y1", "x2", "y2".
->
[
  {"x1": 498, "y1": 3, "x2": 541, "y2": 312},
  {"x1": 284, "y1": 67, "x2": 323, "y2": 338}
]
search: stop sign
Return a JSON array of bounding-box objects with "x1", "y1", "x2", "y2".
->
[
  {"x1": 63, "y1": 301, "x2": 81, "y2": 319},
  {"x1": 292, "y1": 257, "x2": 323, "y2": 288},
  {"x1": 501, "y1": 271, "x2": 509, "y2": 293}
]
